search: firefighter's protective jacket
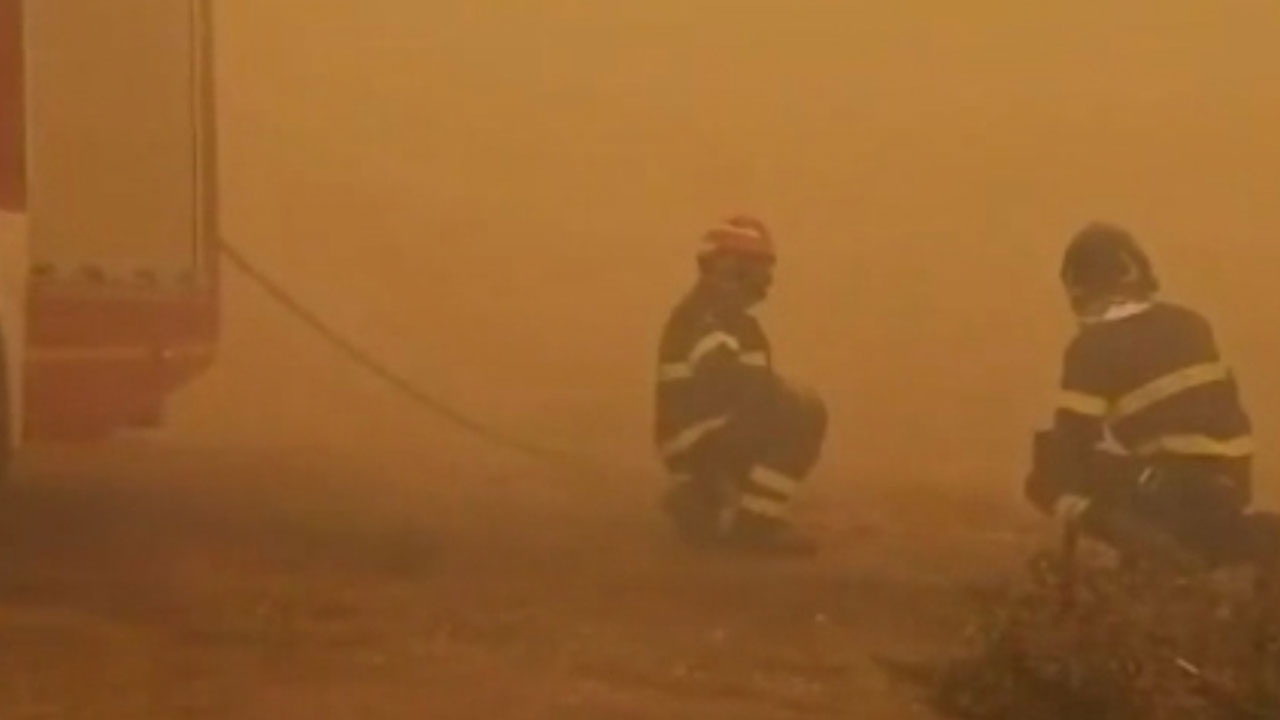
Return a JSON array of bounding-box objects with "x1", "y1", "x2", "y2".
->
[
  {"x1": 1047, "y1": 300, "x2": 1253, "y2": 499},
  {"x1": 653, "y1": 286, "x2": 773, "y2": 470}
]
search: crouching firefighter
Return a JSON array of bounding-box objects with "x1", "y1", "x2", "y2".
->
[
  {"x1": 1025, "y1": 222, "x2": 1280, "y2": 581},
  {"x1": 653, "y1": 215, "x2": 827, "y2": 555}
]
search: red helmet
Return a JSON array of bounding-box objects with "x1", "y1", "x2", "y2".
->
[{"x1": 698, "y1": 215, "x2": 775, "y2": 261}]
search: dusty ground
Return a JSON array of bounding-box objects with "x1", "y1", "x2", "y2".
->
[{"x1": 0, "y1": 440, "x2": 1047, "y2": 719}]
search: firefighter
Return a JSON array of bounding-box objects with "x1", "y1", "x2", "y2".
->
[
  {"x1": 653, "y1": 215, "x2": 827, "y2": 555},
  {"x1": 1025, "y1": 221, "x2": 1279, "y2": 575}
]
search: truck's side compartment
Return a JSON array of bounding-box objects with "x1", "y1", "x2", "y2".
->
[
  {"x1": 21, "y1": 0, "x2": 219, "y2": 442},
  {"x1": 0, "y1": 0, "x2": 29, "y2": 451}
]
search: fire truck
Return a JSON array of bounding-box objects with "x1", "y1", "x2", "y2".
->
[{"x1": 0, "y1": 0, "x2": 220, "y2": 475}]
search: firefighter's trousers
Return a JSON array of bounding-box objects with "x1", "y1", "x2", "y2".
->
[
  {"x1": 1028, "y1": 431, "x2": 1273, "y2": 571},
  {"x1": 671, "y1": 379, "x2": 827, "y2": 525}
]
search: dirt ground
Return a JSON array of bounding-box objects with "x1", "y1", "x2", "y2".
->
[{"x1": 0, "y1": 439, "x2": 1048, "y2": 719}]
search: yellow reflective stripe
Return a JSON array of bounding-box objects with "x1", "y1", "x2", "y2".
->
[
  {"x1": 1112, "y1": 362, "x2": 1230, "y2": 420},
  {"x1": 1057, "y1": 390, "x2": 1108, "y2": 417},
  {"x1": 748, "y1": 466, "x2": 799, "y2": 498},
  {"x1": 1135, "y1": 434, "x2": 1254, "y2": 458},
  {"x1": 689, "y1": 331, "x2": 740, "y2": 366},
  {"x1": 658, "y1": 363, "x2": 693, "y2": 382},
  {"x1": 739, "y1": 493, "x2": 788, "y2": 519},
  {"x1": 659, "y1": 346, "x2": 766, "y2": 383},
  {"x1": 1054, "y1": 494, "x2": 1093, "y2": 522},
  {"x1": 659, "y1": 416, "x2": 730, "y2": 459}
]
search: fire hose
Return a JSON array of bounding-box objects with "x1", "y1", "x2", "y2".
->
[{"x1": 217, "y1": 239, "x2": 603, "y2": 475}]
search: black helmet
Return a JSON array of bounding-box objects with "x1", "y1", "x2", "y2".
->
[{"x1": 1060, "y1": 222, "x2": 1159, "y2": 306}]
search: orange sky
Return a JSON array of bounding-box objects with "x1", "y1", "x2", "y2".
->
[{"x1": 171, "y1": 0, "x2": 1280, "y2": 504}]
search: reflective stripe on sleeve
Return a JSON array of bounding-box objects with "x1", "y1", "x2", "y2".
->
[
  {"x1": 659, "y1": 415, "x2": 731, "y2": 459},
  {"x1": 1057, "y1": 389, "x2": 1109, "y2": 417},
  {"x1": 689, "y1": 331, "x2": 741, "y2": 365}
]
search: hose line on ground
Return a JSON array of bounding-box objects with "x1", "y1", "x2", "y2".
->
[{"x1": 217, "y1": 240, "x2": 602, "y2": 474}]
